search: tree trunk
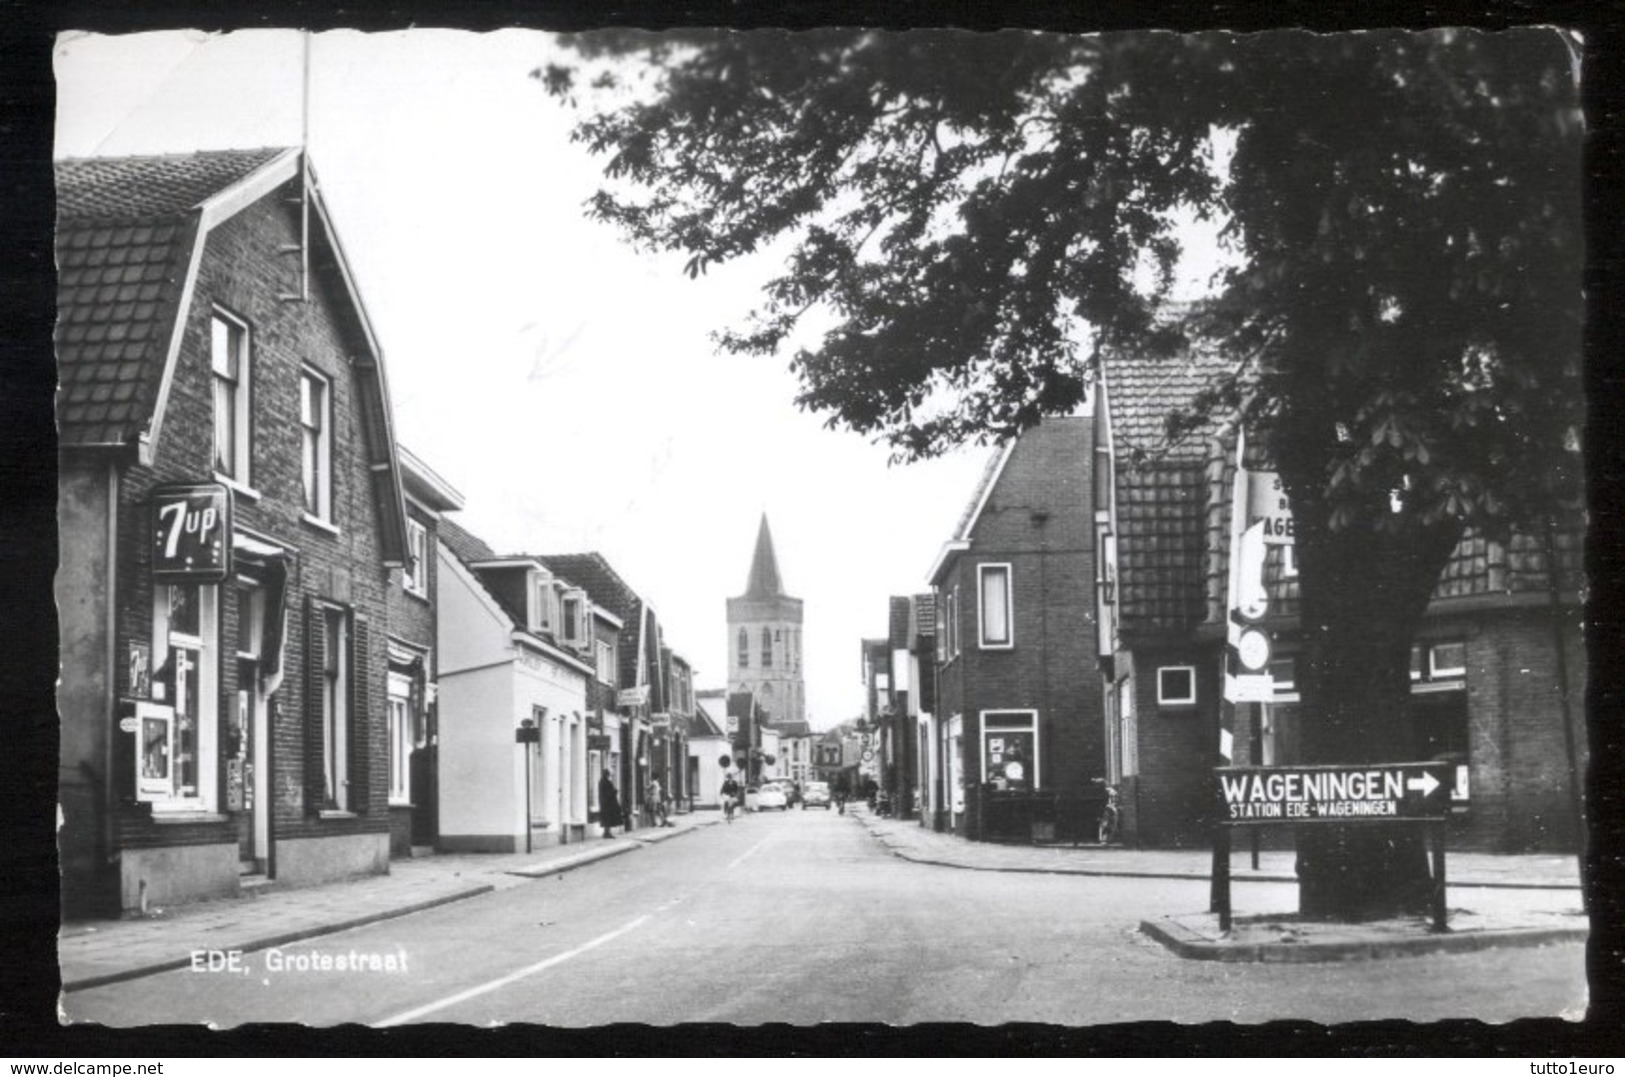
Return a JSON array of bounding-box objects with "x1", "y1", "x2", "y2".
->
[{"x1": 1285, "y1": 466, "x2": 1463, "y2": 920}]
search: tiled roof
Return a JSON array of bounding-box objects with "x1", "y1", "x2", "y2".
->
[
  {"x1": 54, "y1": 149, "x2": 291, "y2": 448},
  {"x1": 887, "y1": 596, "x2": 911, "y2": 650},
  {"x1": 1108, "y1": 343, "x2": 1585, "y2": 636},
  {"x1": 1103, "y1": 346, "x2": 1235, "y2": 636},
  {"x1": 949, "y1": 443, "x2": 1009, "y2": 541},
  {"x1": 691, "y1": 698, "x2": 726, "y2": 738},
  {"x1": 537, "y1": 552, "x2": 640, "y2": 623},
  {"x1": 437, "y1": 516, "x2": 499, "y2": 568},
  {"x1": 766, "y1": 720, "x2": 812, "y2": 738}
]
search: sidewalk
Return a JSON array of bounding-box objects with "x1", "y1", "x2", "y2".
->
[
  {"x1": 58, "y1": 812, "x2": 721, "y2": 992},
  {"x1": 849, "y1": 805, "x2": 1589, "y2": 961},
  {"x1": 848, "y1": 805, "x2": 1582, "y2": 888}
]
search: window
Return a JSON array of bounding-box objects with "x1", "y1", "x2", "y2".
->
[
  {"x1": 321, "y1": 607, "x2": 350, "y2": 811},
  {"x1": 982, "y1": 711, "x2": 1039, "y2": 791},
  {"x1": 531, "y1": 574, "x2": 559, "y2": 635},
  {"x1": 1412, "y1": 691, "x2": 1470, "y2": 804},
  {"x1": 1268, "y1": 656, "x2": 1296, "y2": 691},
  {"x1": 144, "y1": 584, "x2": 220, "y2": 808},
  {"x1": 1157, "y1": 665, "x2": 1197, "y2": 707},
  {"x1": 1098, "y1": 532, "x2": 1116, "y2": 605},
  {"x1": 387, "y1": 673, "x2": 412, "y2": 804},
  {"x1": 562, "y1": 590, "x2": 588, "y2": 648},
  {"x1": 978, "y1": 564, "x2": 1013, "y2": 648},
  {"x1": 211, "y1": 311, "x2": 251, "y2": 483},
  {"x1": 738, "y1": 628, "x2": 749, "y2": 669},
  {"x1": 761, "y1": 627, "x2": 773, "y2": 668},
  {"x1": 1429, "y1": 641, "x2": 1467, "y2": 679},
  {"x1": 299, "y1": 370, "x2": 331, "y2": 520},
  {"x1": 596, "y1": 639, "x2": 616, "y2": 686},
  {"x1": 939, "y1": 586, "x2": 961, "y2": 661},
  {"x1": 403, "y1": 518, "x2": 428, "y2": 598}
]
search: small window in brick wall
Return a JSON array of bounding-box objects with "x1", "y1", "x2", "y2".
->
[{"x1": 1157, "y1": 665, "x2": 1197, "y2": 707}]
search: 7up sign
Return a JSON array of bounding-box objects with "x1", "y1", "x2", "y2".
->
[
  {"x1": 1215, "y1": 762, "x2": 1453, "y2": 826},
  {"x1": 151, "y1": 483, "x2": 233, "y2": 584}
]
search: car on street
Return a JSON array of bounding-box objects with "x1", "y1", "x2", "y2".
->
[
  {"x1": 755, "y1": 782, "x2": 789, "y2": 811},
  {"x1": 801, "y1": 781, "x2": 832, "y2": 809}
]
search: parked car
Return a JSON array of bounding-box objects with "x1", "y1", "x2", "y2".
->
[
  {"x1": 801, "y1": 781, "x2": 832, "y2": 810},
  {"x1": 756, "y1": 782, "x2": 789, "y2": 811}
]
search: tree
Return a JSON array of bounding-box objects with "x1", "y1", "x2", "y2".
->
[{"x1": 545, "y1": 28, "x2": 1583, "y2": 919}]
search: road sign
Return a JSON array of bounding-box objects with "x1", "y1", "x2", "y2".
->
[
  {"x1": 861, "y1": 749, "x2": 874, "y2": 763},
  {"x1": 617, "y1": 685, "x2": 649, "y2": 708},
  {"x1": 1246, "y1": 470, "x2": 1294, "y2": 545},
  {"x1": 1215, "y1": 761, "x2": 1453, "y2": 826}
]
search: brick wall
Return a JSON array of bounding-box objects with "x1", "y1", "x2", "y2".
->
[
  {"x1": 111, "y1": 181, "x2": 394, "y2": 859},
  {"x1": 1125, "y1": 642, "x2": 1219, "y2": 847},
  {"x1": 935, "y1": 419, "x2": 1108, "y2": 837}
]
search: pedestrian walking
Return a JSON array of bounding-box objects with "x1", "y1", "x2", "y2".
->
[
  {"x1": 647, "y1": 775, "x2": 670, "y2": 828},
  {"x1": 721, "y1": 774, "x2": 741, "y2": 823},
  {"x1": 598, "y1": 769, "x2": 624, "y2": 839}
]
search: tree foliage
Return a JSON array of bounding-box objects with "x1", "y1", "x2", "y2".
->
[
  {"x1": 545, "y1": 28, "x2": 1582, "y2": 536},
  {"x1": 545, "y1": 28, "x2": 1584, "y2": 918}
]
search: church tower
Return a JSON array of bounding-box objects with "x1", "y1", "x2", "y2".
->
[{"x1": 726, "y1": 514, "x2": 805, "y2": 725}]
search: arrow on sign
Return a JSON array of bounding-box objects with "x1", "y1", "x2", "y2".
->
[{"x1": 1407, "y1": 772, "x2": 1440, "y2": 798}]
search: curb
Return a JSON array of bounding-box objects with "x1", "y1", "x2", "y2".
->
[
  {"x1": 1138, "y1": 916, "x2": 1589, "y2": 963},
  {"x1": 505, "y1": 841, "x2": 641, "y2": 876},
  {"x1": 60, "y1": 883, "x2": 495, "y2": 994},
  {"x1": 857, "y1": 820, "x2": 1581, "y2": 891},
  {"x1": 63, "y1": 820, "x2": 725, "y2": 992}
]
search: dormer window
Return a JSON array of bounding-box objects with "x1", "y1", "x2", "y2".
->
[
  {"x1": 561, "y1": 589, "x2": 589, "y2": 649},
  {"x1": 530, "y1": 570, "x2": 558, "y2": 635}
]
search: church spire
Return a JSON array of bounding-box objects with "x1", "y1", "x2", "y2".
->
[{"x1": 744, "y1": 513, "x2": 784, "y2": 597}]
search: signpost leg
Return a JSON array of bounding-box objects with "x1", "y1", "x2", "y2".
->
[
  {"x1": 1430, "y1": 823, "x2": 1448, "y2": 933},
  {"x1": 1211, "y1": 826, "x2": 1232, "y2": 933}
]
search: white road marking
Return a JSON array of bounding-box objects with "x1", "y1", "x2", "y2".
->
[
  {"x1": 726, "y1": 835, "x2": 774, "y2": 871},
  {"x1": 372, "y1": 914, "x2": 651, "y2": 1027}
]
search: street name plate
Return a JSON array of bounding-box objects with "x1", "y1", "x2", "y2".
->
[{"x1": 1215, "y1": 761, "x2": 1452, "y2": 826}]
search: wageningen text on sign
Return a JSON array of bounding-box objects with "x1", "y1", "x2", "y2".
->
[{"x1": 1218, "y1": 766, "x2": 1446, "y2": 823}]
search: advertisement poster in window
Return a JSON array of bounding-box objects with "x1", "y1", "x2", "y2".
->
[
  {"x1": 984, "y1": 729, "x2": 1034, "y2": 791},
  {"x1": 137, "y1": 702, "x2": 174, "y2": 798}
]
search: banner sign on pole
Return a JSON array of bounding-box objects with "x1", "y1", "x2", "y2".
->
[
  {"x1": 1223, "y1": 435, "x2": 1274, "y2": 710},
  {"x1": 617, "y1": 685, "x2": 649, "y2": 709}
]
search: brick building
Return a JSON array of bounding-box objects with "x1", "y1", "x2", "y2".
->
[
  {"x1": 1096, "y1": 348, "x2": 1587, "y2": 851},
  {"x1": 536, "y1": 553, "x2": 685, "y2": 827},
  {"x1": 56, "y1": 148, "x2": 412, "y2": 914},
  {"x1": 927, "y1": 416, "x2": 1109, "y2": 842},
  {"x1": 386, "y1": 447, "x2": 464, "y2": 858}
]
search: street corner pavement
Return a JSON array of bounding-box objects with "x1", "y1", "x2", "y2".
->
[
  {"x1": 59, "y1": 811, "x2": 724, "y2": 993},
  {"x1": 1139, "y1": 903, "x2": 1589, "y2": 963}
]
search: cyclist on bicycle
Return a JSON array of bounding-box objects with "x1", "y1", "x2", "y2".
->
[{"x1": 721, "y1": 774, "x2": 741, "y2": 823}]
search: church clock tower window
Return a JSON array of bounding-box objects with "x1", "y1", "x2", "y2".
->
[
  {"x1": 762, "y1": 627, "x2": 773, "y2": 668},
  {"x1": 738, "y1": 628, "x2": 749, "y2": 669}
]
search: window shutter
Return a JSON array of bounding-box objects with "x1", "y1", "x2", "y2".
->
[
  {"x1": 304, "y1": 597, "x2": 326, "y2": 814},
  {"x1": 350, "y1": 614, "x2": 371, "y2": 814}
]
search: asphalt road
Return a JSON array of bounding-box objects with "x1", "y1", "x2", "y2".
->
[{"x1": 63, "y1": 808, "x2": 1586, "y2": 1027}]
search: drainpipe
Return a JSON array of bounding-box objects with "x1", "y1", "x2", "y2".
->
[{"x1": 102, "y1": 464, "x2": 120, "y2": 908}]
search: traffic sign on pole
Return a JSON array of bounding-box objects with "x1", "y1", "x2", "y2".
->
[{"x1": 1215, "y1": 761, "x2": 1453, "y2": 826}]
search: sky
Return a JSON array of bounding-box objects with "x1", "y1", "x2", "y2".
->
[{"x1": 54, "y1": 28, "x2": 1006, "y2": 730}]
